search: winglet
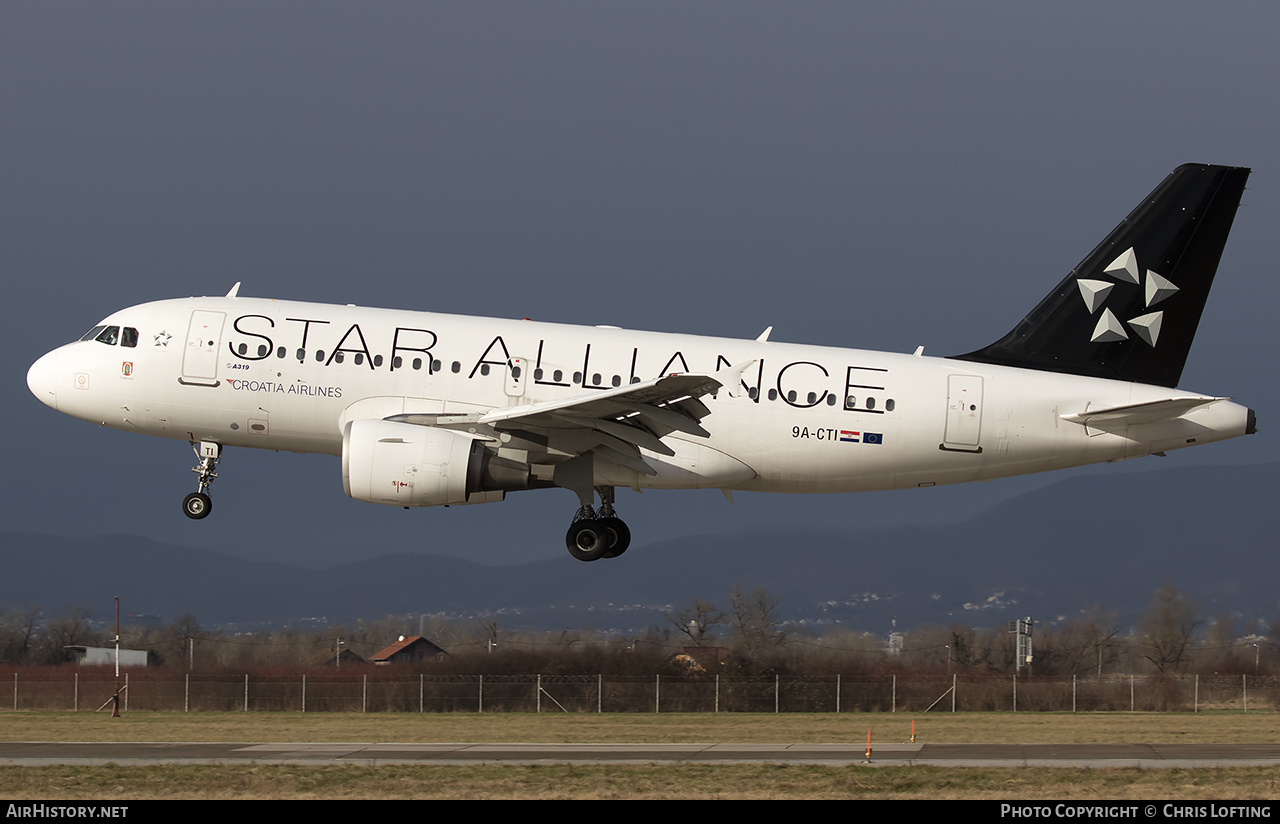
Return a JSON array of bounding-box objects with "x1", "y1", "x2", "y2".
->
[
  {"x1": 712, "y1": 359, "x2": 759, "y2": 398},
  {"x1": 756, "y1": 326, "x2": 773, "y2": 342},
  {"x1": 226, "y1": 282, "x2": 242, "y2": 298}
]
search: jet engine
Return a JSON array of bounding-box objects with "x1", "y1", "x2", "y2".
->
[{"x1": 341, "y1": 418, "x2": 532, "y2": 507}]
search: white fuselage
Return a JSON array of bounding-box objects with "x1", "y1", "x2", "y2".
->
[{"x1": 27, "y1": 295, "x2": 1253, "y2": 497}]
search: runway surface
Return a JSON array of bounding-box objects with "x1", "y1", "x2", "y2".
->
[{"x1": 3, "y1": 741, "x2": 1280, "y2": 767}]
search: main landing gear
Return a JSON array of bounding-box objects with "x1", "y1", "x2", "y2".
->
[
  {"x1": 182, "y1": 441, "x2": 221, "y2": 520},
  {"x1": 565, "y1": 486, "x2": 631, "y2": 562}
]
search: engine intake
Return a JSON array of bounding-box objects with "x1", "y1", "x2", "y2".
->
[{"x1": 342, "y1": 419, "x2": 530, "y2": 507}]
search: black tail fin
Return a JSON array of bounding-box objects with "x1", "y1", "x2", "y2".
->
[{"x1": 952, "y1": 164, "x2": 1250, "y2": 388}]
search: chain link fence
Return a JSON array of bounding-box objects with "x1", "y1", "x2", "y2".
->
[{"x1": 5, "y1": 670, "x2": 1278, "y2": 713}]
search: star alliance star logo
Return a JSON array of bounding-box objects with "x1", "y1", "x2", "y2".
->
[
  {"x1": 153, "y1": 330, "x2": 173, "y2": 348},
  {"x1": 1076, "y1": 247, "x2": 1178, "y2": 347}
]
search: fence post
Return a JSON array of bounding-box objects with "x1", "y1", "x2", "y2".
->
[
  {"x1": 715, "y1": 674, "x2": 719, "y2": 713},
  {"x1": 12, "y1": 672, "x2": 16, "y2": 711},
  {"x1": 244, "y1": 674, "x2": 248, "y2": 712},
  {"x1": 1072, "y1": 674, "x2": 1076, "y2": 713},
  {"x1": 655, "y1": 674, "x2": 660, "y2": 713},
  {"x1": 952, "y1": 673, "x2": 956, "y2": 713},
  {"x1": 479, "y1": 675, "x2": 484, "y2": 714},
  {"x1": 74, "y1": 672, "x2": 78, "y2": 712},
  {"x1": 1130, "y1": 675, "x2": 1135, "y2": 712},
  {"x1": 775, "y1": 674, "x2": 780, "y2": 713},
  {"x1": 892, "y1": 674, "x2": 896, "y2": 713},
  {"x1": 185, "y1": 673, "x2": 189, "y2": 713},
  {"x1": 597, "y1": 674, "x2": 602, "y2": 714},
  {"x1": 1194, "y1": 674, "x2": 1198, "y2": 713},
  {"x1": 363, "y1": 674, "x2": 367, "y2": 713},
  {"x1": 537, "y1": 675, "x2": 541, "y2": 713},
  {"x1": 302, "y1": 674, "x2": 306, "y2": 713},
  {"x1": 420, "y1": 674, "x2": 424, "y2": 714},
  {"x1": 125, "y1": 673, "x2": 129, "y2": 712},
  {"x1": 1013, "y1": 673, "x2": 1017, "y2": 712},
  {"x1": 836, "y1": 674, "x2": 841, "y2": 714}
]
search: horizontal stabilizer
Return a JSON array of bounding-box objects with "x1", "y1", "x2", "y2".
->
[{"x1": 1060, "y1": 396, "x2": 1226, "y2": 428}]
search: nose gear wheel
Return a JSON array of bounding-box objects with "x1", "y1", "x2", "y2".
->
[{"x1": 183, "y1": 441, "x2": 221, "y2": 521}]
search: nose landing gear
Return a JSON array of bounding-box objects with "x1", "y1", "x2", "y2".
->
[
  {"x1": 564, "y1": 486, "x2": 631, "y2": 561},
  {"x1": 183, "y1": 441, "x2": 221, "y2": 520}
]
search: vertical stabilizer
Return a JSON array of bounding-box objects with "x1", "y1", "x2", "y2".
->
[{"x1": 953, "y1": 164, "x2": 1249, "y2": 387}]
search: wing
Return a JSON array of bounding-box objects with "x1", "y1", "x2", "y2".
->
[{"x1": 389, "y1": 362, "x2": 754, "y2": 476}]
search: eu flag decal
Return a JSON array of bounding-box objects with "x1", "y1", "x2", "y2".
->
[{"x1": 862, "y1": 432, "x2": 883, "y2": 445}]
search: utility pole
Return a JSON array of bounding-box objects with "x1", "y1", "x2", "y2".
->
[{"x1": 111, "y1": 596, "x2": 120, "y2": 718}]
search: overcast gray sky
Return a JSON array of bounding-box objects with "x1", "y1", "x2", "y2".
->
[{"x1": 6, "y1": 2, "x2": 1278, "y2": 567}]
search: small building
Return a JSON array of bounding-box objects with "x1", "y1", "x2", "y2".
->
[
  {"x1": 370, "y1": 635, "x2": 448, "y2": 664},
  {"x1": 310, "y1": 647, "x2": 367, "y2": 668},
  {"x1": 670, "y1": 646, "x2": 732, "y2": 674},
  {"x1": 65, "y1": 646, "x2": 149, "y2": 667}
]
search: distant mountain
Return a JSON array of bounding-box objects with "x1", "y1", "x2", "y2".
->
[{"x1": 2, "y1": 462, "x2": 1274, "y2": 633}]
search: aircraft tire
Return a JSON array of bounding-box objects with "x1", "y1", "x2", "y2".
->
[
  {"x1": 182, "y1": 492, "x2": 212, "y2": 520},
  {"x1": 566, "y1": 521, "x2": 607, "y2": 562},
  {"x1": 597, "y1": 517, "x2": 631, "y2": 558}
]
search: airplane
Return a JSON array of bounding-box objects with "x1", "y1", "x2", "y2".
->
[{"x1": 27, "y1": 164, "x2": 1257, "y2": 562}]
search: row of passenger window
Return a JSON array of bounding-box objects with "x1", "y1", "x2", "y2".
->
[
  {"x1": 235, "y1": 343, "x2": 899, "y2": 411},
  {"x1": 241, "y1": 342, "x2": 650, "y2": 383},
  {"x1": 761, "y1": 387, "x2": 896, "y2": 412}
]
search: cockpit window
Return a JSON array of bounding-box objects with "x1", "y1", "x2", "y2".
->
[
  {"x1": 94, "y1": 326, "x2": 120, "y2": 345},
  {"x1": 121, "y1": 327, "x2": 138, "y2": 348},
  {"x1": 80, "y1": 326, "x2": 106, "y2": 342}
]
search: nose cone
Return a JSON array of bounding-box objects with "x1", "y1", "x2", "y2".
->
[{"x1": 27, "y1": 350, "x2": 59, "y2": 411}]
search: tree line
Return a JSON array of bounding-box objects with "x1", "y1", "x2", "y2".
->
[{"x1": 1, "y1": 581, "x2": 1275, "y2": 677}]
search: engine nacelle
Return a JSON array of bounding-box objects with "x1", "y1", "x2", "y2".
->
[{"x1": 342, "y1": 418, "x2": 526, "y2": 507}]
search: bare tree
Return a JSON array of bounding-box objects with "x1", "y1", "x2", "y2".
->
[
  {"x1": 666, "y1": 599, "x2": 724, "y2": 646},
  {"x1": 726, "y1": 585, "x2": 789, "y2": 659},
  {"x1": 1138, "y1": 582, "x2": 1201, "y2": 673},
  {"x1": 0, "y1": 606, "x2": 42, "y2": 664},
  {"x1": 1046, "y1": 604, "x2": 1123, "y2": 675},
  {"x1": 948, "y1": 623, "x2": 995, "y2": 669},
  {"x1": 38, "y1": 607, "x2": 97, "y2": 665}
]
